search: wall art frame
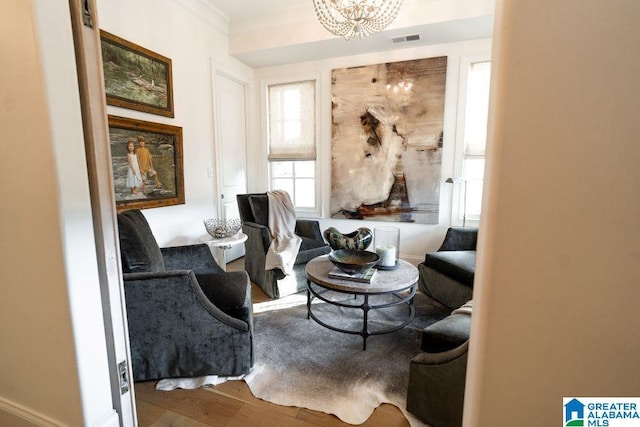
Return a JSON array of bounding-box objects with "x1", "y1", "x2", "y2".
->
[
  {"x1": 108, "y1": 115, "x2": 184, "y2": 211},
  {"x1": 100, "y1": 30, "x2": 174, "y2": 117}
]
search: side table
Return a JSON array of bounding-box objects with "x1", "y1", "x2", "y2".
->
[{"x1": 200, "y1": 232, "x2": 248, "y2": 271}]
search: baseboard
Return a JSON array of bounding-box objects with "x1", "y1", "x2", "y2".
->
[
  {"x1": 0, "y1": 396, "x2": 64, "y2": 427},
  {"x1": 0, "y1": 397, "x2": 120, "y2": 427}
]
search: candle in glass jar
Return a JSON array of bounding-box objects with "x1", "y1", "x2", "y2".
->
[{"x1": 376, "y1": 244, "x2": 396, "y2": 267}]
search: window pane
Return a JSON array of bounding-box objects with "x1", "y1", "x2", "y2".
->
[
  {"x1": 271, "y1": 161, "x2": 293, "y2": 178},
  {"x1": 294, "y1": 179, "x2": 315, "y2": 208},
  {"x1": 270, "y1": 160, "x2": 316, "y2": 211},
  {"x1": 462, "y1": 158, "x2": 485, "y2": 218},
  {"x1": 273, "y1": 179, "x2": 294, "y2": 197},
  {"x1": 294, "y1": 161, "x2": 315, "y2": 178},
  {"x1": 464, "y1": 179, "x2": 483, "y2": 218},
  {"x1": 463, "y1": 158, "x2": 485, "y2": 181}
]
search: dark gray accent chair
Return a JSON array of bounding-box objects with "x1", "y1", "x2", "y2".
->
[
  {"x1": 418, "y1": 227, "x2": 478, "y2": 309},
  {"x1": 407, "y1": 310, "x2": 471, "y2": 427},
  {"x1": 117, "y1": 209, "x2": 254, "y2": 381},
  {"x1": 237, "y1": 193, "x2": 331, "y2": 299}
]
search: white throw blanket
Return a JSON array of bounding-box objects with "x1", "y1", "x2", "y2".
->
[{"x1": 264, "y1": 190, "x2": 301, "y2": 276}]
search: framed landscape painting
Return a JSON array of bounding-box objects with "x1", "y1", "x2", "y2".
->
[
  {"x1": 108, "y1": 115, "x2": 184, "y2": 211},
  {"x1": 100, "y1": 30, "x2": 174, "y2": 117}
]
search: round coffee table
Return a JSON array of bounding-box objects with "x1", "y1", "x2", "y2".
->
[{"x1": 305, "y1": 255, "x2": 418, "y2": 350}]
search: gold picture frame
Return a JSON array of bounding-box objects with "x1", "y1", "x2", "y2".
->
[
  {"x1": 108, "y1": 115, "x2": 184, "y2": 211},
  {"x1": 101, "y1": 30, "x2": 174, "y2": 117}
]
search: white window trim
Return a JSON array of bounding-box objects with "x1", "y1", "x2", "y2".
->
[
  {"x1": 451, "y1": 52, "x2": 491, "y2": 227},
  {"x1": 260, "y1": 73, "x2": 322, "y2": 218}
]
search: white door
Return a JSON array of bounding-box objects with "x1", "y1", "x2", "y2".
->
[{"x1": 214, "y1": 71, "x2": 248, "y2": 262}]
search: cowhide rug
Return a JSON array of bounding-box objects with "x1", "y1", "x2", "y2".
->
[{"x1": 241, "y1": 290, "x2": 450, "y2": 425}]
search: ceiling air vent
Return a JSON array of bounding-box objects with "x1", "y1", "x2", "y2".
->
[{"x1": 390, "y1": 34, "x2": 421, "y2": 44}]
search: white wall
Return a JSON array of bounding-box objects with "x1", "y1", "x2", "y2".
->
[
  {"x1": 252, "y1": 38, "x2": 492, "y2": 263},
  {"x1": 97, "y1": 0, "x2": 254, "y2": 247},
  {"x1": 98, "y1": 0, "x2": 492, "y2": 262},
  {"x1": 0, "y1": 1, "x2": 116, "y2": 425},
  {"x1": 466, "y1": 0, "x2": 640, "y2": 425}
]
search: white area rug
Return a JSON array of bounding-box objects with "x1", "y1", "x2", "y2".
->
[{"x1": 157, "y1": 291, "x2": 449, "y2": 426}]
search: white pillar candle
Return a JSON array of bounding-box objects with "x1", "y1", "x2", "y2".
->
[{"x1": 376, "y1": 244, "x2": 397, "y2": 267}]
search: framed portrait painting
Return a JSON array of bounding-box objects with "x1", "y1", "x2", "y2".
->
[
  {"x1": 100, "y1": 30, "x2": 174, "y2": 117},
  {"x1": 108, "y1": 115, "x2": 184, "y2": 211}
]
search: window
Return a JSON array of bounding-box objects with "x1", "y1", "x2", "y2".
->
[
  {"x1": 271, "y1": 161, "x2": 316, "y2": 208},
  {"x1": 267, "y1": 80, "x2": 317, "y2": 212},
  {"x1": 452, "y1": 58, "x2": 491, "y2": 225}
]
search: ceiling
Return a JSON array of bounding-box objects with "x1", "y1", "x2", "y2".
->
[
  {"x1": 204, "y1": 0, "x2": 495, "y2": 68},
  {"x1": 206, "y1": 0, "x2": 308, "y2": 20}
]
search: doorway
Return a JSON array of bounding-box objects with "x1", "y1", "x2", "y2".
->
[{"x1": 213, "y1": 70, "x2": 249, "y2": 263}]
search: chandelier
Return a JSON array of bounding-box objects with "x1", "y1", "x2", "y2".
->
[{"x1": 313, "y1": 0, "x2": 404, "y2": 40}]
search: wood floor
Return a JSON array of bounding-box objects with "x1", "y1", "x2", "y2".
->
[{"x1": 133, "y1": 258, "x2": 411, "y2": 426}]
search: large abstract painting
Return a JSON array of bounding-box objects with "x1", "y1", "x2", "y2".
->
[{"x1": 330, "y1": 56, "x2": 447, "y2": 224}]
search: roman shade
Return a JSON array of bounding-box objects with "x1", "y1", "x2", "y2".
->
[{"x1": 268, "y1": 80, "x2": 316, "y2": 161}]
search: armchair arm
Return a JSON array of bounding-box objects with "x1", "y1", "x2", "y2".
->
[
  {"x1": 123, "y1": 270, "x2": 248, "y2": 331},
  {"x1": 161, "y1": 244, "x2": 223, "y2": 274},
  {"x1": 438, "y1": 227, "x2": 478, "y2": 251},
  {"x1": 295, "y1": 219, "x2": 324, "y2": 241},
  {"x1": 407, "y1": 341, "x2": 469, "y2": 427},
  {"x1": 242, "y1": 221, "x2": 271, "y2": 253},
  {"x1": 411, "y1": 340, "x2": 469, "y2": 365},
  {"x1": 241, "y1": 222, "x2": 275, "y2": 288},
  {"x1": 123, "y1": 269, "x2": 253, "y2": 380}
]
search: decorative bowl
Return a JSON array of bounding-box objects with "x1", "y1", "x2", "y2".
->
[
  {"x1": 328, "y1": 249, "x2": 380, "y2": 275},
  {"x1": 204, "y1": 218, "x2": 241, "y2": 239},
  {"x1": 323, "y1": 227, "x2": 373, "y2": 251}
]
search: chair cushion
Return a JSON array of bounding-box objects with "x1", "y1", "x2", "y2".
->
[
  {"x1": 248, "y1": 195, "x2": 269, "y2": 226},
  {"x1": 197, "y1": 271, "x2": 252, "y2": 324},
  {"x1": 421, "y1": 313, "x2": 471, "y2": 353},
  {"x1": 438, "y1": 227, "x2": 478, "y2": 251},
  {"x1": 117, "y1": 210, "x2": 165, "y2": 273},
  {"x1": 424, "y1": 250, "x2": 475, "y2": 287}
]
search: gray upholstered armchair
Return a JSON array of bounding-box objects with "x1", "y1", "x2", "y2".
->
[
  {"x1": 117, "y1": 210, "x2": 253, "y2": 381},
  {"x1": 418, "y1": 227, "x2": 478, "y2": 309},
  {"x1": 406, "y1": 310, "x2": 471, "y2": 427},
  {"x1": 237, "y1": 193, "x2": 331, "y2": 299}
]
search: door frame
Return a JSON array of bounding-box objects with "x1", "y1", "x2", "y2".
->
[
  {"x1": 68, "y1": 1, "x2": 136, "y2": 425},
  {"x1": 210, "y1": 61, "x2": 251, "y2": 219}
]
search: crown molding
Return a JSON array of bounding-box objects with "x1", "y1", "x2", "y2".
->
[{"x1": 171, "y1": 0, "x2": 230, "y2": 35}]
